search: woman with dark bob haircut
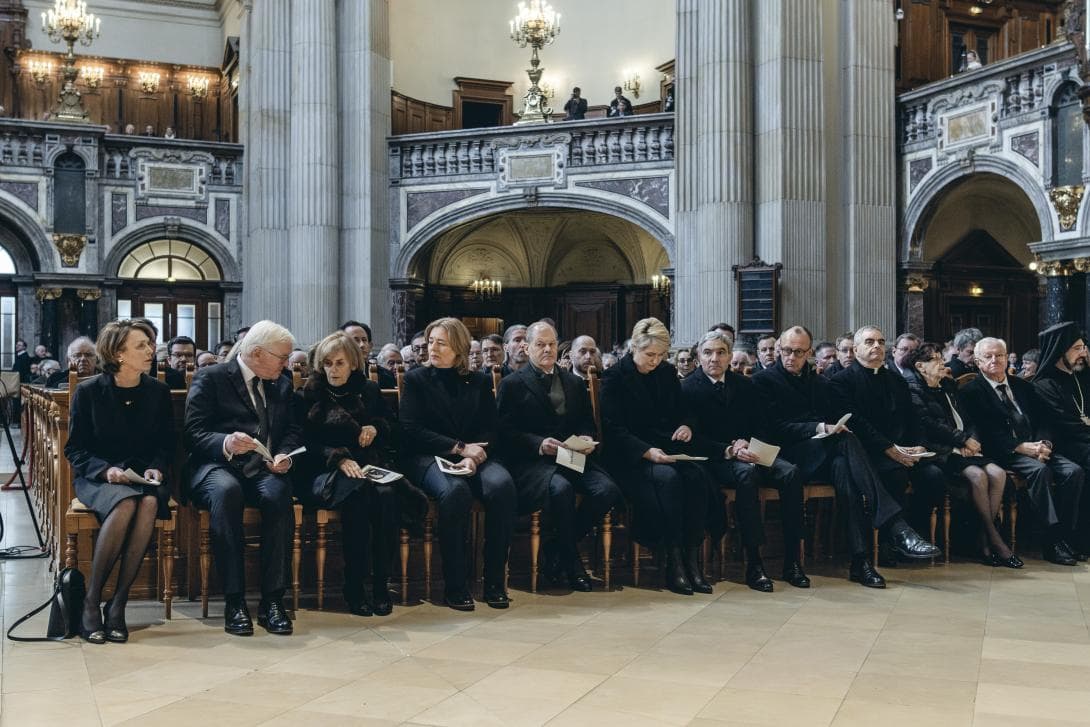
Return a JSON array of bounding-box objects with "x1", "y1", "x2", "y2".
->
[
  {"x1": 398, "y1": 317, "x2": 516, "y2": 611},
  {"x1": 64, "y1": 319, "x2": 175, "y2": 643}
]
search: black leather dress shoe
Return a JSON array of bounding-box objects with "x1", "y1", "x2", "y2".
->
[
  {"x1": 257, "y1": 599, "x2": 293, "y2": 635},
  {"x1": 567, "y1": 562, "x2": 594, "y2": 592},
  {"x1": 224, "y1": 601, "x2": 254, "y2": 636},
  {"x1": 745, "y1": 563, "x2": 774, "y2": 592},
  {"x1": 890, "y1": 524, "x2": 941, "y2": 559},
  {"x1": 483, "y1": 583, "x2": 510, "y2": 609},
  {"x1": 684, "y1": 548, "x2": 714, "y2": 594},
  {"x1": 1059, "y1": 540, "x2": 1088, "y2": 562},
  {"x1": 849, "y1": 559, "x2": 886, "y2": 589},
  {"x1": 371, "y1": 580, "x2": 393, "y2": 616},
  {"x1": 782, "y1": 561, "x2": 811, "y2": 589},
  {"x1": 990, "y1": 552, "x2": 1024, "y2": 569},
  {"x1": 665, "y1": 547, "x2": 693, "y2": 596},
  {"x1": 103, "y1": 599, "x2": 128, "y2": 643},
  {"x1": 346, "y1": 599, "x2": 373, "y2": 617},
  {"x1": 444, "y1": 589, "x2": 475, "y2": 611},
  {"x1": 1044, "y1": 543, "x2": 1078, "y2": 566}
]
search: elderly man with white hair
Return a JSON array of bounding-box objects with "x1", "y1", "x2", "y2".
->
[
  {"x1": 184, "y1": 320, "x2": 302, "y2": 636},
  {"x1": 46, "y1": 336, "x2": 97, "y2": 388}
]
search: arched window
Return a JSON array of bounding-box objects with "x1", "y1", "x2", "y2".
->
[
  {"x1": 118, "y1": 239, "x2": 222, "y2": 281},
  {"x1": 0, "y1": 246, "x2": 16, "y2": 275},
  {"x1": 1052, "y1": 82, "x2": 1084, "y2": 187}
]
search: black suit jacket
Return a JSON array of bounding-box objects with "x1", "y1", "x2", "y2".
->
[
  {"x1": 905, "y1": 372, "x2": 973, "y2": 458},
  {"x1": 947, "y1": 357, "x2": 976, "y2": 378},
  {"x1": 183, "y1": 358, "x2": 302, "y2": 485},
  {"x1": 65, "y1": 373, "x2": 175, "y2": 482},
  {"x1": 13, "y1": 350, "x2": 30, "y2": 383},
  {"x1": 751, "y1": 361, "x2": 841, "y2": 480},
  {"x1": 681, "y1": 369, "x2": 768, "y2": 457},
  {"x1": 600, "y1": 354, "x2": 695, "y2": 469},
  {"x1": 398, "y1": 366, "x2": 499, "y2": 483},
  {"x1": 960, "y1": 373, "x2": 1050, "y2": 461},
  {"x1": 830, "y1": 362, "x2": 923, "y2": 457},
  {"x1": 497, "y1": 365, "x2": 600, "y2": 511}
]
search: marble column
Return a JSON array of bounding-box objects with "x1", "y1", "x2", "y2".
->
[
  {"x1": 339, "y1": 0, "x2": 392, "y2": 344},
  {"x1": 754, "y1": 0, "x2": 827, "y2": 335},
  {"x1": 242, "y1": 0, "x2": 291, "y2": 327},
  {"x1": 15, "y1": 280, "x2": 37, "y2": 352},
  {"x1": 390, "y1": 279, "x2": 424, "y2": 346},
  {"x1": 674, "y1": 0, "x2": 753, "y2": 343},
  {"x1": 35, "y1": 287, "x2": 61, "y2": 355},
  {"x1": 75, "y1": 288, "x2": 100, "y2": 337},
  {"x1": 900, "y1": 273, "x2": 929, "y2": 337},
  {"x1": 840, "y1": 0, "x2": 897, "y2": 337},
  {"x1": 1042, "y1": 273, "x2": 1069, "y2": 327}
]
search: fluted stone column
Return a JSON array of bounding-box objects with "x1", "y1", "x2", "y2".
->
[
  {"x1": 754, "y1": 0, "x2": 827, "y2": 335},
  {"x1": 286, "y1": 0, "x2": 340, "y2": 346},
  {"x1": 674, "y1": 0, "x2": 753, "y2": 343},
  {"x1": 339, "y1": 0, "x2": 392, "y2": 343},
  {"x1": 840, "y1": 0, "x2": 896, "y2": 336},
  {"x1": 243, "y1": 0, "x2": 292, "y2": 327}
]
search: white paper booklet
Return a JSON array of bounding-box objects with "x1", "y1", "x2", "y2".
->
[
  {"x1": 360, "y1": 465, "x2": 404, "y2": 484},
  {"x1": 556, "y1": 447, "x2": 586, "y2": 473},
  {"x1": 435, "y1": 456, "x2": 474, "y2": 476},
  {"x1": 895, "y1": 445, "x2": 936, "y2": 458},
  {"x1": 746, "y1": 438, "x2": 781, "y2": 467},
  {"x1": 122, "y1": 468, "x2": 162, "y2": 486},
  {"x1": 812, "y1": 412, "x2": 852, "y2": 439}
]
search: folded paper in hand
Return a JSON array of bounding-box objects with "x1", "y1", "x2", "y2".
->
[
  {"x1": 122, "y1": 468, "x2": 161, "y2": 486},
  {"x1": 669, "y1": 453, "x2": 708, "y2": 461},
  {"x1": 435, "y1": 456, "x2": 473, "y2": 476},
  {"x1": 895, "y1": 445, "x2": 936, "y2": 458},
  {"x1": 360, "y1": 465, "x2": 403, "y2": 484},
  {"x1": 746, "y1": 438, "x2": 780, "y2": 467},
  {"x1": 812, "y1": 412, "x2": 852, "y2": 439},
  {"x1": 251, "y1": 439, "x2": 306, "y2": 463},
  {"x1": 556, "y1": 447, "x2": 586, "y2": 473},
  {"x1": 561, "y1": 435, "x2": 597, "y2": 454}
]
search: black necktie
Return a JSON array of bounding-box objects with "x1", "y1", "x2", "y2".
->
[
  {"x1": 713, "y1": 380, "x2": 725, "y2": 392},
  {"x1": 997, "y1": 384, "x2": 1032, "y2": 441},
  {"x1": 251, "y1": 377, "x2": 269, "y2": 447}
]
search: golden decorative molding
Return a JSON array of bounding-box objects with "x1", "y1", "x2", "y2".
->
[
  {"x1": 1049, "y1": 185, "x2": 1085, "y2": 232},
  {"x1": 75, "y1": 288, "x2": 101, "y2": 301},
  {"x1": 35, "y1": 287, "x2": 62, "y2": 302},
  {"x1": 52, "y1": 232, "x2": 87, "y2": 267},
  {"x1": 905, "y1": 274, "x2": 930, "y2": 293}
]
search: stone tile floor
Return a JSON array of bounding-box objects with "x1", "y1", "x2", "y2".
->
[{"x1": 2, "y1": 442, "x2": 1090, "y2": 725}]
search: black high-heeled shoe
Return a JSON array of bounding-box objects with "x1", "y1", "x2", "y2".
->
[
  {"x1": 103, "y1": 598, "x2": 128, "y2": 643},
  {"x1": 80, "y1": 605, "x2": 106, "y2": 645},
  {"x1": 664, "y1": 546, "x2": 693, "y2": 596},
  {"x1": 991, "y1": 552, "x2": 1024, "y2": 569}
]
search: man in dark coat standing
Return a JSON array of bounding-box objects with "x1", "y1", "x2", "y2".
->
[
  {"x1": 682, "y1": 330, "x2": 808, "y2": 592},
  {"x1": 184, "y1": 320, "x2": 302, "y2": 635},
  {"x1": 497, "y1": 321, "x2": 621, "y2": 590},
  {"x1": 961, "y1": 335, "x2": 1084, "y2": 564}
]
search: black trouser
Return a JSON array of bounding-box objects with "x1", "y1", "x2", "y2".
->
[
  {"x1": 543, "y1": 465, "x2": 622, "y2": 561},
  {"x1": 190, "y1": 466, "x2": 293, "y2": 600},
  {"x1": 873, "y1": 458, "x2": 947, "y2": 536},
  {"x1": 418, "y1": 460, "x2": 516, "y2": 591},
  {"x1": 320, "y1": 473, "x2": 398, "y2": 598},
  {"x1": 1001, "y1": 452, "x2": 1084, "y2": 545},
  {"x1": 621, "y1": 461, "x2": 711, "y2": 548},
  {"x1": 706, "y1": 458, "x2": 803, "y2": 557}
]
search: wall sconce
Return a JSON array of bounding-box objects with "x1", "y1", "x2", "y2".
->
[
  {"x1": 651, "y1": 273, "x2": 671, "y2": 300},
  {"x1": 471, "y1": 277, "x2": 502, "y2": 300},
  {"x1": 187, "y1": 74, "x2": 210, "y2": 99},
  {"x1": 80, "y1": 65, "x2": 104, "y2": 89},
  {"x1": 1028, "y1": 255, "x2": 1040, "y2": 272},
  {"x1": 623, "y1": 69, "x2": 641, "y2": 99},
  {"x1": 28, "y1": 59, "x2": 53, "y2": 86},
  {"x1": 231, "y1": 75, "x2": 239, "y2": 91},
  {"x1": 138, "y1": 71, "x2": 160, "y2": 94},
  {"x1": 969, "y1": 284, "x2": 984, "y2": 297}
]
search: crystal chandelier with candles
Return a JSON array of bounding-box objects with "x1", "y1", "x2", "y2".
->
[
  {"x1": 509, "y1": 0, "x2": 561, "y2": 125},
  {"x1": 471, "y1": 278, "x2": 502, "y2": 300},
  {"x1": 40, "y1": 0, "x2": 101, "y2": 122}
]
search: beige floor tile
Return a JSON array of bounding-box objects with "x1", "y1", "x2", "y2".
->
[
  {"x1": 982, "y1": 637, "x2": 1090, "y2": 667},
  {"x1": 410, "y1": 655, "x2": 502, "y2": 690},
  {"x1": 464, "y1": 664, "x2": 604, "y2": 706},
  {"x1": 860, "y1": 630, "x2": 982, "y2": 680},
  {"x1": 975, "y1": 682, "x2": 1090, "y2": 722},
  {"x1": 978, "y1": 656, "x2": 1090, "y2": 692},
  {"x1": 200, "y1": 670, "x2": 349, "y2": 708},
  {"x1": 578, "y1": 675, "x2": 721, "y2": 726},
  {"x1": 93, "y1": 658, "x2": 251, "y2": 697},
  {"x1": 411, "y1": 691, "x2": 524, "y2": 727},
  {"x1": 546, "y1": 703, "x2": 676, "y2": 726},
  {"x1": 698, "y1": 687, "x2": 842, "y2": 726},
  {"x1": 115, "y1": 696, "x2": 285, "y2": 726},
  {"x1": 844, "y1": 672, "x2": 976, "y2": 712},
  {"x1": 257, "y1": 712, "x2": 398, "y2": 726},
  {"x1": 725, "y1": 659, "x2": 857, "y2": 698},
  {"x1": 831, "y1": 700, "x2": 972, "y2": 727},
  {"x1": 972, "y1": 714, "x2": 1090, "y2": 727},
  {"x1": 93, "y1": 686, "x2": 184, "y2": 727},
  {"x1": 297, "y1": 675, "x2": 455, "y2": 722},
  {"x1": 414, "y1": 634, "x2": 543, "y2": 665},
  {"x1": 1, "y1": 685, "x2": 100, "y2": 727},
  {"x1": 617, "y1": 645, "x2": 753, "y2": 688},
  {"x1": 260, "y1": 635, "x2": 406, "y2": 679}
]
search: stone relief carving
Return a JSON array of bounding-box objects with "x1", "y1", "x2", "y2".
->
[
  {"x1": 131, "y1": 146, "x2": 212, "y2": 201},
  {"x1": 908, "y1": 158, "x2": 932, "y2": 191},
  {"x1": 495, "y1": 134, "x2": 570, "y2": 191},
  {"x1": 1010, "y1": 131, "x2": 1040, "y2": 166},
  {"x1": 52, "y1": 232, "x2": 87, "y2": 267},
  {"x1": 439, "y1": 243, "x2": 527, "y2": 286},
  {"x1": 405, "y1": 188, "x2": 487, "y2": 232},
  {"x1": 215, "y1": 198, "x2": 231, "y2": 240},
  {"x1": 575, "y1": 176, "x2": 670, "y2": 218},
  {"x1": 135, "y1": 204, "x2": 206, "y2": 223},
  {"x1": 551, "y1": 243, "x2": 633, "y2": 285},
  {"x1": 111, "y1": 192, "x2": 127, "y2": 236},
  {"x1": 1049, "y1": 185, "x2": 1085, "y2": 231}
]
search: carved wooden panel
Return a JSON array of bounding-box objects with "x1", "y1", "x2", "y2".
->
[{"x1": 391, "y1": 90, "x2": 453, "y2": 135}]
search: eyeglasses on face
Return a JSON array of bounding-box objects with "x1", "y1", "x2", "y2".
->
[
  {"x1": 258, "y1": 346, "x2": 291, "y2": 364},
  {"x1": 781, "y1": 347, "x2": 810, "y2": 358}
]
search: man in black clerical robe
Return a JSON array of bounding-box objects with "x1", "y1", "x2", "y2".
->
[
  {"x1": 752, "y1": 326, "x2": 939, "y2": 588},
  {"x1": 830, "y1": 326, "x2": 947, "y2": 558},
  {"x1": 497, "y1": 321, "x2": 621, "y2": 590},
  {"x1": 682, "y1": 330, "x2": 808, "y2": 592}
]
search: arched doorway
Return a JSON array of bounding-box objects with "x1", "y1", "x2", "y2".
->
[
  {"x1": 910, "y1": 173, "x2": 1041, "y2": 352},
  {"x1": 115, "y1": 239, "x2": 226, "y2": 348},
  {"x1": 401, "y1": 209, "x2": 671, "y2": 346}
]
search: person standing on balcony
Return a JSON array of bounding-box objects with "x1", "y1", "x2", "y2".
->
[
  {"x1": 563, "y1": 87, "x2": 587, "y2": 120},
  {"x1": 608, "y1": 86, "x2": 633, "y2": 117}
]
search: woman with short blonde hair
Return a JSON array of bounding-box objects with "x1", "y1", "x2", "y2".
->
[{"x1": 423, "y1": 317, "x2": 471, "y2": 374}]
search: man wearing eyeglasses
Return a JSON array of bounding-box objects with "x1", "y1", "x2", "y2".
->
[
  {"x1": 46, "y1": 336, "x2": 98, "y2": 388},
  {"x1": 753, "y1": 325, "x2": 938, "y2": 588},
  {"x1": 830, "y1": 326, "x2": 947, "y2": 565},
  {"x1": 184, "y1": 320, "x2": 302, "y2": 637},
  {"x1": 822, "y1": 334, "x2": 855, "y2": 378},
  {"x1": 887, "y1": 333, "x2": 919, "y2": 379}
]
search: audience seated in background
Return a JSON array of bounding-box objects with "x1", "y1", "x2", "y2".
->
[
  {"x1": 570, "y1": 335, "x2": 599, "y2": 380},
  {"x1": 730, "y1": 347, "x2": 755, "y2": 376},
  {"x1": 608, "y1": 85, "x2": 634, "y2": 117},
  {"x1": 481, "y1": 334, "x2": 504, "y2": 371},
  {"x1": 377, "y1": 343, "x2": 403, "y2": 377},
  {"x1": 755, "y1": 335, "x2": 777, "y2": 370},
  {"x1": 468, "y1": 340, "x2": 483, "y2": 371},
  {"x1": 164, "y1": 127, "x2": 176, "y2": 139},
  {"x1": 708, "y1": 322, "x2": 736, "y2": 345},
  {"x1": 1020, "y1": 348, "x2": 1040, "y2": 378},
  {"x1": 887, "y1": 333, "x2": 919, "y2": 378},
  {"x1": 947, "y1": 327, "x2": 983, "y2": 378},
  {"x1": 46, "y1": 336, "x2": 97, "y2": 388},
  {"x1": 287, "y1": 349, "x2": 309, "y2": 377},
  {"x1": 601, "y1": 352, "x2": 618, "y2": 370},
  {"x1": 196, "y1": 351, "x2": 219, "y2": 369},
  {"x1": 822, "y1": 334, "x2": 855, "y2": 378},
  {"x1": 409, "y1": 332, "x2": 427, "y2": 369},
  {"x1": 400, "y1": 344, "x2": 417, "y2": 368},
  {"x1": 502, "y1": 324, "x2": 529, "y2": 377},
  {"x1": 215, "y1": 340, "x2": 234, "y2": 361},
  {"x1": 674, "y1": 346, "x2": 696, "y2": 378},
  {"x1": 165, "y1": 335, "x2": 195, "y2": 388},
  {"x1": 813, "y1": 341, "x2": 836, "y2": 375}
]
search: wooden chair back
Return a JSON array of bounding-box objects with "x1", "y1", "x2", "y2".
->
[
  {"x1": 395, "y1": 363, "x2": 406, "y2": 399},
  {"x1": 955, "y1": 372, "x2": 977, "y2": 388},
  {"x1": 184, "y1": 363, "x2": 195, "y2": 389},
  {"x1": 491, "y1": 366, "x2": 502, "y2": 397},
  {"x1": 586, "y1": 366, "x2": 603, "y2": 439},
  {"x1": 291, "y1": 362, "x2": 304, "y2": 391},
  {"x1": 368, "y1": 359, "x2": 380, "y2": 384},
  {"x1": 156, "y1": 360, "x2": 167, "y2": 384}
]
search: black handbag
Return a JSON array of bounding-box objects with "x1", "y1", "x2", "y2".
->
[{"x1": 6, "y1": 567, "x2": 86, "y2": 642}]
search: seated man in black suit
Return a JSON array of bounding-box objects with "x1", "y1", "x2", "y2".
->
[
  {"x1": 497, "y1": 321, "x2": 622, "y2": 590},
  {"x1": 682, "y1": 330, "x2": 808, "y2": 591},
  {"x1": 753, "y1": 326, "x2": 939, "y2": 588},
  {"x1": 184, "y1": 319, "x2": 302, "y2": 635},
  {"x1": 46, "y1": 336, "x2": 97, "y2": 388},
  {"x1": 947, "y1": 328, "x2": 982, "y2": 379},
  {"x1": 831, "y1": 326, "x2": 947, "y2": 558},
  {"x1": 962, "y1": 336, "x2": 1085, "y2": 564},
  {"x1": 821, "y1": 334, "x2": 855, "y2": 378},
  {"x1": 164, "y1": 335, "x2": 195, "y2": 389},
  {"x1": 501, "y1": 324, "x2": 529, "y2": 377}
]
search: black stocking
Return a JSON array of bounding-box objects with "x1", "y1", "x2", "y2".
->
[
  {"x1": 83, "y1": 498, "x2": 137, "y2": 632},
  {"x1": 106, "y1": 496, "x2": 159, "y2": 625},
  {"x1": 964, "y1": 467, "x2": 1010, "y2": 558}
]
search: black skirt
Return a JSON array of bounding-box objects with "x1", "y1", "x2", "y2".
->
[
  {"x1": 942, "y1": 452, "x2": 994, "y2": 477},
  {"x1": 74, "y1": 476, "x2": 170, "y2": 522}
]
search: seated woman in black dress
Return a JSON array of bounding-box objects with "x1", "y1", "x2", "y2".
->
[
  {"x1": 904, "y1": 342, "x2": 1022, "y2": 568},
  {"x1": 399, "y1": 317, "x2": 516, "y2": 611},
  {"x1": 297, "y1": 331, "x2": 421, "y2": 616},
  {"x1": 64, "y1": 319, "x2": 174, "y2": 643},
  {"x1": 600, "y1": 317, "x2": 721, "y2": 595}
]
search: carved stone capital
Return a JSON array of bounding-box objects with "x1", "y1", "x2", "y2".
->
[
  {"x1": 1049, "y1": 185, "x2": 1085, "y2": 232},
  {"x1": 52, "y1": 232, "x2": 87, "y2": 267},
  {"x1": 904, "y1": 274, "x2": 930, "y2": 293},
  {"x1": 35, "y1": 287, "x2": 62, "y2": 302},
  {"x1": 76, "y1": 288, "x2": 101, "y2": 301}
]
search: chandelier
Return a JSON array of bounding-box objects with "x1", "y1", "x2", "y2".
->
[
  {"x1": 471, "y1": 278, "x2": 503, "y2": 300},
  {"x1": 651, "y1": 273, "x2": 671, "y2": 301},
  {"x1": 509, "y1": 0, "x2": 561, "y2": 125},
  {"x1": 40, "y1": 0, "x2": 101, "y2": 122}
]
